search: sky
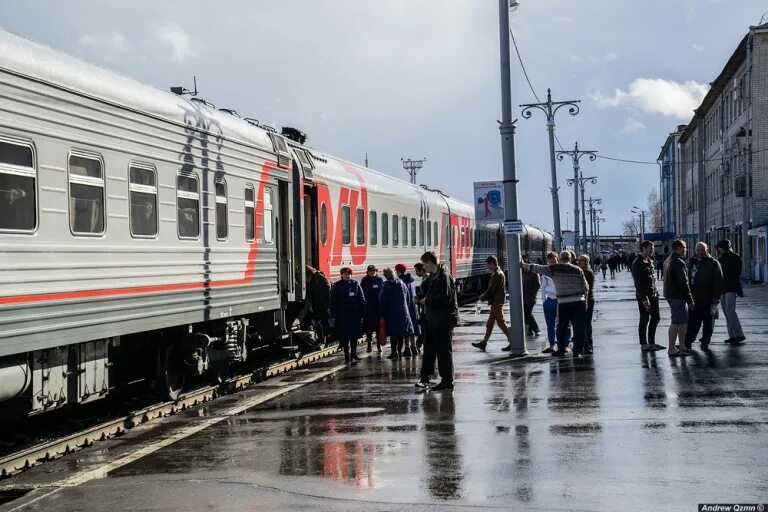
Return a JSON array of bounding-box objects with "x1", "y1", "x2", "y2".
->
[{"x1": 1, "y1": 0, "x2": 766, "y2": 234}]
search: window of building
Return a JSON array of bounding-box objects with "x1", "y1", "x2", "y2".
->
[
  {"x1": 382, "y1": 212, "x2": 389, "y2": 246},
  {"x1": 320, "y1": 203, "x2": 328, "y2": 245},
  {"x1": 393, "y1": 214, "x2": 399, "y2": 246},
  {"x1": 69, "y1": 153, "x2": 105, "y2": 235},
  {"x1": 245, "y1": 185, "x2": 255, "y2": 242},
  {"x1": 263, "y1": 188, "x2": 274, "y2": 243},
  {"x1": 341, "y1": 205, "x2": 351, "y2": 245},
  {"x1": 369, "y1": 210, "x2": 378, "y2": 246},
  {"x1": 215, "y1": 179, "x2": 228, "y2": 240},
  {"x1": 0, "y1": 139, "x2": 36, "y2": 232},
  {"x1": 411, "y1": 218, "x2": 416, "y2": 247},
  {"x1": 177, "y1": 173, "x2": 200, "y2": 239},
  {"x1": 128, "y1": 164, "x2": 157, "y2": 237},
  {"x1": 356, "y1": 207, "x2": 365, "y2": 245}
]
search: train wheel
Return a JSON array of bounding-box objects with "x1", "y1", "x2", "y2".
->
[{"x1": 157, "y1": 342, "x2": 185, "y2": 400}]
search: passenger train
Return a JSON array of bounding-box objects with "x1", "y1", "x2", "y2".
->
[{"x1": 0, "y1": 30, "x2": 553, "y2": 416}]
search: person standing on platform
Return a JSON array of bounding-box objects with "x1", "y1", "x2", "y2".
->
[
  {"x1": 684, "y1": 242, "x2": 723, "y2": 351},
  {"x1": 716, "y1": 239, "x2": 746, "y2": 344},
  {"x1": 608, "y1": 253, "x2": 618, "y2": 279},
  {"x1": 632, "y1": 241, "x2": 664, "y2": 352},
  {"x1": 360, "y1": 265, "x2": 384, "y2": 353},
  {"x1": 521, "y1": 259, "x2": 541, "y2": 337},
  {"x1": 414, "y1": 262, "x2": 429, "y2": 351},
  {"x1": 395, "y1": 263, "x2": 421, "y2": 357},
  {"x1": 663, "y1": 240, "x2": 694, "y2": 357},
  {"x1": 577, "y1": 254, "x2": 595, "y2": 354},
  {"x1": 305, "y1": 265, "x2": 331, "y2": 347},
  {"x1": 540, "y1": 251, "x2": 559, "y2": 353},
  {"x1": 599, "y1": 256, "x2": 608, "y2": 279},
  {"x1": 523, "y1": 251, "x2": 589, "y2": 358},
  {"x1": 416, "y1": 251, "x2": 458, "y2": 391},
  {"x1": 379, "y1": 268, "x2": 414, "y2": 361},
  {"x1": 330, "y1": 267, "x2": 365, "y2": 363},
  {"x1": 472, "y1": 255, "x2": 512, "y2": 352}
]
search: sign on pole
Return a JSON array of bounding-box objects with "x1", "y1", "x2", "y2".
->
[
  {"x1": 504, "y1": 220, "x2": 523, "y2": 234},
  {"x1": 474, "y1": 181, "x2": 505, "y2": 223}
]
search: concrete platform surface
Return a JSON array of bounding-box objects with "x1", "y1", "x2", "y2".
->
[{"x1": 3, "y1": 270, "x2": 768, "y2": 511}]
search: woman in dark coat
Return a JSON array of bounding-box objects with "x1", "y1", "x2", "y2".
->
[
  {"x1": 360, "y1": 265, "x2": 384, "y2": 353},
  {"x1": 379, "y1": 268, "x2": 414, "y2": 360},
  {"x1": 330, "y1": 267, "x2": 366, "y2": 363},
  {"x1": 395, "y1": 263, "x2": 421, "y2": 357}
]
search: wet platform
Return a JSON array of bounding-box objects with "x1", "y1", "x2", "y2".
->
[{"x1": 3, "y1": 270, "x2": 768, "y2": 511}]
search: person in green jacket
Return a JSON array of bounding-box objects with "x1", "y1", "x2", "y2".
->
[{"x1": 472, "y1": 256, "x2": 511, "y2": 352}]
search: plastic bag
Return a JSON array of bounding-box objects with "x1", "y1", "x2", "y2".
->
[{"x1": 378, "y1": 318, "x2": 388, "y2": 346}]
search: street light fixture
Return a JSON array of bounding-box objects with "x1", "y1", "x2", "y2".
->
[
  {"x1": 559, "y1": 142, "x2": 598, "y2": 254},
  {"x1": 631, "y1": 206, "x2": 647, "y2": 242}
]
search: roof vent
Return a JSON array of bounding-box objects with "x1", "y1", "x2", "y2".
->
[
  {"x1": 218, "y1": 108, "x2": 240, "y2": 118},
  {"x1": 190, "y1": 97, "x2": 215, "y2": 109},
  {"x1": 244, "y1": 118, "x2": 260, "y2": 127},
  {"x1": 281, "y1": 127, "x2": 307, "y2": 145}
]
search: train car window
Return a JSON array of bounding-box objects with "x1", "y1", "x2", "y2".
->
[
  {"x1": 128, "y1": 164, "x2": 157, "y2": 237},
  {"x1": 320, "y1": 203, "x2": 328, "y2": 246},
  {"x1": 419, "y1": 219, "x2": 425, "y2": 246},
  {"x1": 392, "y1": 214, "x2": 399, "y2": 246},
  {"x1": 369, "y1": 211, "x2": 378, "y2": 246},
  {"x1": 0, "y1": 139, "x2": 36, "y2": 232},
  {"x1": 426, "y1": 219, "x2": 431, "y2": 246},
  {"x1": 356, "y1": 208, "x2": 364, "y2": 246},
  {"x1": 402, "y1": 216, "x2": 409, "y2": 246},
  {"x1": 176, "y1": 173, "x2": 200, "y2": 239},
  {"x1": 381, "y1": 212, "x2": 389, "y2": 246},
  {"x1": 215, "y1": 179, "x2": 228, "y2": 241},
  {"x1": 245, "y1": 185, "x2": 255, "y2": 242},
  {"x1": 433, "y1": 222, "x2": 438, "y2": 247},
  {"x1": 263, "y1": 188, "x2": 274, "y2": 243},
  {"x1": 69, "y1": 153, "x2": 105, "y2": 235},
  {"x1": 341, "y1": 205, "x2": 351, "y2": 245},
  {"x1": 411, "y1": 218, "x2": 416, "y2": 247}
]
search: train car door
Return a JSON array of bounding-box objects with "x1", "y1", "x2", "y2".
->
[{"x1": 275, "y1": 179, "x2": 294, "y2": 302}]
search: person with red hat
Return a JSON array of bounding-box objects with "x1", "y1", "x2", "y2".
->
[
  {"x1": 395, "y1": 263, "x2": 421, "y2": 357},
  {"x1": 330, "y1": 267, "x2": 365, "y2": 363}
]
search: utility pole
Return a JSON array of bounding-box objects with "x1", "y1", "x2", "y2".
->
[
  {"x1": 559, "y1": 142, "x2": 598, "y2": 255},
  {"x1": 585, "y1": 197, "x2": 602, "y2": 257},
  {"x1": 498, "y1": 0, "x2": 527, "y2": 357},
  {"x1": 521, "y1": 90, "x2": 582, "y2": 252},
  {"x1": 401, "y1": 157, "x2": 426, "y2": 185},
  {"x1": 632, "y1": 206, "x2": 647, "y2": 242}
]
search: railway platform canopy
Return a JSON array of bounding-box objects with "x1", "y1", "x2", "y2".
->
[{"x1": 2, "y1": 271, "x2": 768, "y2": 511}]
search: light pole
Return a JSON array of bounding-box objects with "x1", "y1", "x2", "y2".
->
[
  {"x1": 558, "y1": 142, "x2": 598, "y2": 255},
  {"x1": 632, "y1": 206, "x2": 647, "y2": 242},
  {"x1": 401, "y1": 157, "x2": 426, "y2": 185},
  {"x1": 585, "y1": 197, "x2": 602, "y2": 257},
  {"x1": 498, "y1": 0, "x2": 527, "y2": 357},
  {"x1": 521, "y1": 90, "x2": 581, "y2": 252}
]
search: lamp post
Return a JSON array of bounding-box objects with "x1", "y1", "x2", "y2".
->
[
  {"x1": 521, "y1": 91, "x2": 582, "y2": 252},
  {"x1": 585, "y1": 196, "x2": 602, "y2": 257},
  {"x1": 497, "y1": 0, "x2": 527, "y2": 357},
  {"x1": 558, "y1": 142, "x2": 598, "y2": 255},
  {"x1": 590, "y1": 208, "x2": 603, "y2": 258},
  {"x1": 632, "y1": 206, "x2": 647, "y2": 242}
]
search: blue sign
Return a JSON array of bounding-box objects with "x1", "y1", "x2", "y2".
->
[{"x1": 642, "y1": 232, "x2": 675, "y2": 241}]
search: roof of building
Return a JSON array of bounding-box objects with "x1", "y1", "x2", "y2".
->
[{"x1": 678, "y1": 22, "x2": 768, "y2": 145}]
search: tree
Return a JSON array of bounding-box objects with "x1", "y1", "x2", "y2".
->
[
  {"x1": 648, "y1": 188, "x2": 663, "y2": 232},
  {"x1": 622, "y1": 217, "x2": 641, "y2": 237}
]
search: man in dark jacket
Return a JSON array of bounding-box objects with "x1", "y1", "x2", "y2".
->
[
  {"x1": 305, "y1": 265, "x2": 331, "y2": 346},
  {"x1": 663, "y1": 239, "x2": 694, "y2": 356},
  {"x1": 472, "y1": 255, "x2": 512, "y2": 352},
  {"x1": 684, "y1": 242, "x2": 723, "y2": 350},
  {"x1": 576, "y1": 254, "x2": 595, "y2": 354},
  {"x1": 416, "y1": 251, "x2": 458, "y2": 391},
  {"x1": 523, "y1": 251, "x2": 589, "y2": 357},
  {"x1": 360, "y1": 265, "x2": 384, "y2": 353},
  {"x1": 521, "y1": 260, "x2": 541, "y2": 338},
  {"x1": 632, "y1": 240, "x2": 664, "y2": 352},
  {"x1": 330, "y1": 267, "x2": 365, "y2": 363},
  {"x1": 414, "y1": 262, "x2": 428, "y2": 350},
  {"x1": 379, "y1": 268, "x2": 414, "y2": 360},
  {"x1": 716, "y1": 239, "x2": 746, "y2": 344}
]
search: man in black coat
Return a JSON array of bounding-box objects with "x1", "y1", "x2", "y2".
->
[
  {"x1": 684, "y1": 242, "x2": 723, "y2": 350},
  {"x1": 415, "y1": 251, "x2": 458, "y2": 391},
  {"x1": 577, "y1": 254, "x2": 596, "y2": 354},
  {"x1": 360, "y1": 265, "x2": 384, "y2": 353},
  {"x1": 663, "y1": 239, "x2": 694, "y2": 356},
  {"x1": 716, "y1": 239, "x2": 746, "y2": 344},
  {"x1": 305, "y1": 265, "x2": 331, "y2": 346},
  {"x1": 632, "y1": 240, "x2": 664, "y2": 352}
]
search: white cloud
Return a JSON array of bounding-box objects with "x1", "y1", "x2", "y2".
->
[
  {"x1": 78, "y1": 31, "x2": 128, "y2": 56},
  {"x1": 592, "y1": 78, "x2": 709, "y2": 120},
  {"x1": 569, "y1": 52, "x2": 618, "y2": 64},
  {"x1": 155, "y1": 22, "x2": 194, "y2": 63},
  {"x1": 621, "y1": 117, "x2": 646, "y2": 134}
]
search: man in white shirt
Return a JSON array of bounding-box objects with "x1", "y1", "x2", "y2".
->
[{"x1": 539, "y1": 251, "x2": 559, "y2": 353}]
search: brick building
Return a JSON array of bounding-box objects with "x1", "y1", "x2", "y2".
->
[{"x1": 667, "y1": 22, "x2": 768, "y2": 280}]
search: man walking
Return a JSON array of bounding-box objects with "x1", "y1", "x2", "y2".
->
[
  {"x1": 523, "y1": 251, "x2": 589, "y2": 357},
  {"x1": 576, "y1": 254, "x2": 595, "y2": 354},
  {"x1": 472, "y1": 256, "x2": 512, "y2": 352},
  {"x1": 716, "y1": 239, "x2": 746, "y2": 344},
  {"x1": 684, "y1": 242, "x2": 723, "y2": 350},
  {"x1": 632, "y1": 241, "x2": 664, "y2": 352},
  {"x1": 540, "y1": 251, "x2": 559, "y2": 353},
  {"x1": 416, "y1": 251, "x2": 458, "y2": 391},
  {"x1": 663, "y1": 240, "x2": 694, "y2": 356}
]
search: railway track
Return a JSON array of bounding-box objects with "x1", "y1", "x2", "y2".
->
[{"x1": 0, "y1": 343, "x2": 342, "y2": 480}]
